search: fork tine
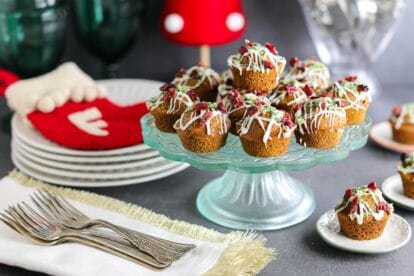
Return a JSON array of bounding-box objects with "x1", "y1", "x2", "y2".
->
[
  {"x1": 43, "y1": 190, "x2": 82, "y2": 220},
  {"x1": 40, "y1": 191, "x2": 76, "y2": 220},
  {"x1": 31, "y1": 192, "x2": 64, "y2": 223},
  {"x1": 0, "y1": 212, "x2": 30, "y2": 236},
  {"x1": 20, "y1": 202, "x2": 54, "y2": 229},
  {"x1": 6, "y1": 207, "x2": 37, "y2": 236},
  {"x1": 15, "y1": 204, "x2": 43, "y2": 229}
]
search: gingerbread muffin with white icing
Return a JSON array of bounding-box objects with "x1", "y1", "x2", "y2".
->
[
  {"x1": 268, "y1": 82, "x2": 315, "y2": 114},
  {"x1": 173, "y1": 64, "x2": 220, "y2": 102},
  {"x1": 389, "y1": 103, "x2": 414, "y2": 144},
  {"x1": 294, "y1": 96, "x2": 346, "y2": 149},
  {"x1": 219, "y1": 89, "x2": 270, "y2": 135},
  {"x1": 227, "y1": 40, "x2": 286, "y2": 91},
  {"x1": 398, "y1": 152, "x2": 414, "y2": 199},
  {"x1": 174, "y1": 102, "x2": 230, "y2": 153},
  {"x1": 282, "y1": 57, "x2": 330, "y2": 90},
  {"x1": 147, "y1": 83, "x2": 198, "y2": 133},
  {"x1": 238, "y1": 105, "x2": 296, "y2": 158},
  {"x1": 335, "y1": 182, "x2": 393, "y2": 240},
  {"x1": 325, "y1": 75, "x2": 371, "y2": 125}
]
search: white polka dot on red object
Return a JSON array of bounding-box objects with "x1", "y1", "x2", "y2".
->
[
  {"x1": 164, "y1": 13, "x2": 184, "y2": 34},
  {"x1": 226, "y1": 12, "x2": 245, "y2": 32}
]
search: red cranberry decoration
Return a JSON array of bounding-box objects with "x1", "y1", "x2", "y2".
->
[
  {"x1": 175, "y1": 68, "x2": 186, "y2": 78},
  {"x1": 217, "y1": 101, "x2": 227, "y2": 112},
  {"x1": 193, "y1": 102, "x2": 210, "y2": 114},
  {"x1": 188, "y1": 90, "x2": 198, "y2": 101},
  {"x1": 296, "y1": 61, "x2": 306, "y2": 72},
  {"x1": 248, "y1": 89, "x2": 268, "y2": 97},
  {"x1": 247, "y1": 105, "x2": 259, "y2": 116},
  {"x1": 282, "y1": 112, "x2": 295, "y2": 128},
  {"x1": 303, "y1": 85, "x2": 314, "y2": 97},
  {"x1": 378, "y1": 202, "x2": 390, "y2": 213},
  {"x1": 320, "y1": 102, "x2": 326, "y2": 109},
  {"x1": 160, "y1": 83, "x2": 175, "y2": 91},
  {"x1": 245, "y1": 39, "x2": 254, "y2": 47},
  {"x1": 264, "y1": 60, "x2": 275, "y2": 69},
  {"x1": 344, "y1": 188, "x2": 353, "y2": 199},
  {"x1": 350, "y1": 197, "x2": 359, "y2": 213},
  {"x1": 367, "y1": 181, "x2": 377, "y2": 190},
  {"x1": 338, "y1": 79, "x2": 344, "y2": 84},
  {"x1": 190, "y1": 69, "x2": 199, "y2": 78},
  {"x1": 162, "y1": 88, "x2": 177, "y2": 101},
  {"x1": 392, "y1": 106, "x2": 402, "y2": 117},
  {"x1": 293, "y1": 103, "x2": 304, "y2": 114},
  {"x1": 239, "y1": 45, "x2": 248, "y2": 55},
  {"x1": 200, "y1": 111, "x2": 213, "y2": 127},
  {"x1": 357, "y1": 84, "x2": 369, "y2": 92},
  {"x1": 345, "y1": 75, "x2": 357, "y2": 82},
  {"x1": 264, "y1": 42, "x2": 278, "y2": 55},
  {"x1": 298, "y1": 77, "x2": 308, "y2": 83},
  {"x1": 289, "y1": 57, "x2": 299, "y2": 67}
]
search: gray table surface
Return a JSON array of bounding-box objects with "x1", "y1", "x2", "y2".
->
[{"x1": 0, "y1": 86, "x2": 413, "y2": 276}]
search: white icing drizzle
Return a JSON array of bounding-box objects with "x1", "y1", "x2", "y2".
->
[
  {"x1": 239, "y1": 106, "x2": 296, "y2": 145},
  {"x1": 390, "y1": 103, "x2": 414, "y2": 129},
  {"x1": 282, "y1": 59, "x2": 330, "y2": 89},
  {"x1": 147, "y1": 86, "x2": 195, "y2": 114},
  {"x1": 173, "y1": 65, "x2": 220, "y2": 90},
  {"x1": 332, "y1": 81, "x2": 371, "y2": 110},
  {"x1": 295, "y1": 97, "x2": 346, "y2": 135},
  {"x1": 269, "y1": 85, "x2": 308, "y2": 107},
  {"x1": 218, "y1": 70, "x2": 234, "y2": 97},
  {"x1": 174, "y1": 108, "x2": 229, "y2": 135},
  {"x1": 227, "y1": 40, "x2": 286, "y2": 75},
  {"x1": 335, "y1": 186, "x2": 393, "y2": 225},
  {"x1": 222, "y1": 93, "x2": 270, "y2": 116}
]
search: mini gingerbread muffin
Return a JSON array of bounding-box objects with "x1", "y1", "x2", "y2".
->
[
  {"x1": 268, "y1": 82, "x2": 315, "y2": 114},
  {"x1": 335, "y1": 182, "x2": 393, "y2": 240},
  {"x1": 227, "y1": 39, "x2": 286, "y2": 91},
  {"x1": 389, "y1": 103, "x2": 414, "y2": 144},
  {"x1": 294, "y1": 96, "x2": 346, "y2": 149},
  {"x1": 324, "y1": 75, "x2": 371, "y2": 125},
  {"x1": 173, "y1": 64, "x2": 220, "y2": 102},
  {"x1": 219, "y1": 89, "x2": 271, "y2": 135},
  {"x1": 397, "y1": 152, "x2": 414, "y2": 199},
  {"x1": 282, "y1": 57, "x2": 330, "y2": 90},
  {"x1": 174, "y1": 102, "x2": 230, "y2": 153},
  {"x1": 218, "y1": 69, "x2": 234, "y2": 98},
  {"x1": 147, "y1": 83, "x2": 198, "y2": 133},
  {"x1": 238, "y1": 105, "x2": 296, "y2": 157}
]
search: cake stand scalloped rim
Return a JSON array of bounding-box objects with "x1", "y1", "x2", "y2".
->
[{"x1": 141, "y1": 115, "x2": 371, "y2": 173}]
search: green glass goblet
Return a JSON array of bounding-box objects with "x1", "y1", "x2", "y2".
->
[{"x1": 0, "y1": 0, "x2": 68, "y2": 78}]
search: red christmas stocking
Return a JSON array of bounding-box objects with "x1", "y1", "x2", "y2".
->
[{"x1": 27, "y1": 99, "x2": 149, "y2": 150}]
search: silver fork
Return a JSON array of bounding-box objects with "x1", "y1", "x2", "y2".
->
[
  {"x1": 0, "y1": 203, "x2": 171, "y2": 270},
  {"x1": 33, "y1": 190, "x2": 195, "y2": 264}
]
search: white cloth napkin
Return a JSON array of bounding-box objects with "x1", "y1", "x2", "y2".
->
[{"x1": 0, "y1": 176, "x2": 227, "y2": 276}]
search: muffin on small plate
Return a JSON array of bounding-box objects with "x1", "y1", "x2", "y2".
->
[
  {"x1": 268, "y1": 82, "x2": 315, "y2": 114},
  {"x1": 220, "y1": 89, "x2": 270, "y2": 135},
  {"x1": 227, "y1": 39, "x2": 286, "y2": 91},
  {"x1": 398, "y1": 152, "x2": 414, "y2": 199},
  {"x1": 390, "y1": 103, "x2": 414, "y2": 144},
  {"x1": 147, "y1": 83, "x2": 198, "y2": 133},
  {"x1": 335, "y1": 182, "x2": 393, "y2": 240},
  {"x1": 174, "y1": 102, "x2": 230, "y2": 153},
  {"x1": 294, "y1": 96, "x2": 346, "y2": 149},
  {"x1": 282, "y1": 57, "x2": 330, "y2": 90},
  {"x1": 325, "y1": 75, "x2": 371, "y2": 125},
  {"x1": 173, "y1": 64, "x2": 220, "y2": 102},
  {"x1": 238, "y1": 104, "x2": 296, "y2": 157}
]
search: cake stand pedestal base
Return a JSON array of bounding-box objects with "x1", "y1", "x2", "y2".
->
[{"x1": 196, "y1": 170, "x2": 315, "y2": 230}]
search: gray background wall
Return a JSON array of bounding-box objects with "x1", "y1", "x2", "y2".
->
[{"x1": 64, "y1": 0, "x2": 414, "y2": 87}]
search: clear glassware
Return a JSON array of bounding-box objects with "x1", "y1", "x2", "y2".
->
[
  {"x1": 0, "y1": 0, "x2": 67, "y2": 77},
  {"x1": 141, "y1": 114, "x2": 371, "y2": 230},
  {"x1": 299, "y1": 0, "x2": 406, "y2": 97}
]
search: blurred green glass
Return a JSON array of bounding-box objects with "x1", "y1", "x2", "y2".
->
[
  {"x1": 72, "y1": 0, "x2": 143, "y2": 78},
  {"x1": 0, "y1": 0, "x2": 67, "y2": 77}
]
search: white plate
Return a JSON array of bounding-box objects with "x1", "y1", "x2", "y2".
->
[
  {"x1": 13, "y1": 135, "x2": 159, "y2": 163},
  {"x1": 12, "y1": 79, "x2": 163, "y2": 156},
  {"x1": 382, "y1": 174, "x2": 414, "y2": 211},
  {"x1": 317, "y1": 210, "x2": 411, "y2": 254},
  {"x1": 369, "y1": 121, "x2": 414, "y2": 153},
  {"x1": 12, "y1": 153, "x2": 189, "y2": 187},
  {"x1": 13, "y1": 150, "x2": 180, "y2": 180},
  {"x1": 13, "y1": 142, "x2": 165, "y2": 172}
]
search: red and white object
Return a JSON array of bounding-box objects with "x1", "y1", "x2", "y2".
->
[
  {"x1": 0, "y1": 69, "x2": 19, "y2": 97},
  {"x1": 369, "y1": 121, "x2": 414, "y2": 153},
  {"x1": 160, "y1": 0, "x2": 247, "y2": 66}
]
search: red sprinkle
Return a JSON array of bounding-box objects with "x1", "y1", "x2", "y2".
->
[
  {"x1": 190, "y1": 69, "x2": 199, "y2": 78},
  {"x1": 367, "y1": 181, "x2": 377, "y2": 190},
  {"x1": 344, "y1": 189, "x2": 353, "y2": 199},
  {"x1": 357, "y1": 84, "x2": 369, "y2": 92},
  {"x1": 289, "y1": 57, "x2": 299, "y2": 67},
  {"x1": 265, "y1": 42, "x2": 278, "y2": 55},
  {"x1": 378, "y1": 202, "x2": 390, "y2": 213},
  {"x1": 160, "y1": 83, "x2": 174, "y2": 91},
  {"x1": 175, "y1": 68, "x2": 186, "y2": 78},
  {"x1": 283, "y1": 112, "x2": 295, "y2": 128},
  {"x1": 303, "y1": 85, "x2": 314, "y2": 97},
  {"x1": 264, "y1": 60, "x2": 275, "y2": 69},
  {"x1": 247, "y1": 106, "x2": 259, "y2": 116},
  {"x1": 345, "y1": 75, "x2": 357, "y2": 82},
  {"x1": 162, "y1": 88, "x2": 176, "y2": 101},
  {"x1": 239, "y1": 46, "x2": 248, "y2": 55},
  {"x1": 188, "y1": 90, "x2": 198, "y2": 101},
  {"x1": 286, "y1": 85, "x2": 298, "y2": 96},
  {"x1": 193, "y1": 102, "x2": 210, "y2": 114},
  {"x1": 217, "y1": 101, "x2": 227, "y2": 113}
]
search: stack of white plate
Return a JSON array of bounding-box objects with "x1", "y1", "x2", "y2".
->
[{"x1": 11, "y1": 79, "x2": 188, "y2": 187}]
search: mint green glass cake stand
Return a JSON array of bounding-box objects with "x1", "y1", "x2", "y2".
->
[{"x1": 141, "y1": 115, "x2": 371, "y2": 230}]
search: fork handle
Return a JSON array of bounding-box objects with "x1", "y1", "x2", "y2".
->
[
  {"x1": 92, "y1": 219, "x2": 184, "y2": 264},
  {"x1": 64, "y1": 232, "x2": 170, "y2": 270}
]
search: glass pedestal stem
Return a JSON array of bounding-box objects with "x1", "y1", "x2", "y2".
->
[{"x1": 196, "y1": 170, "x2": 315, "y2": 230}]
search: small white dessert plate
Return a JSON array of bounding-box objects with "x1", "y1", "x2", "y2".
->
[
  {"x1": 317, "y1": 210, "x2": 411, "y2": 254},
  {"x1": 369, "y1": 121, "x2": 414, "y2": 153},
  {"x1": 382, "y1": 174, "x2": 414, "y2": 211}
]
